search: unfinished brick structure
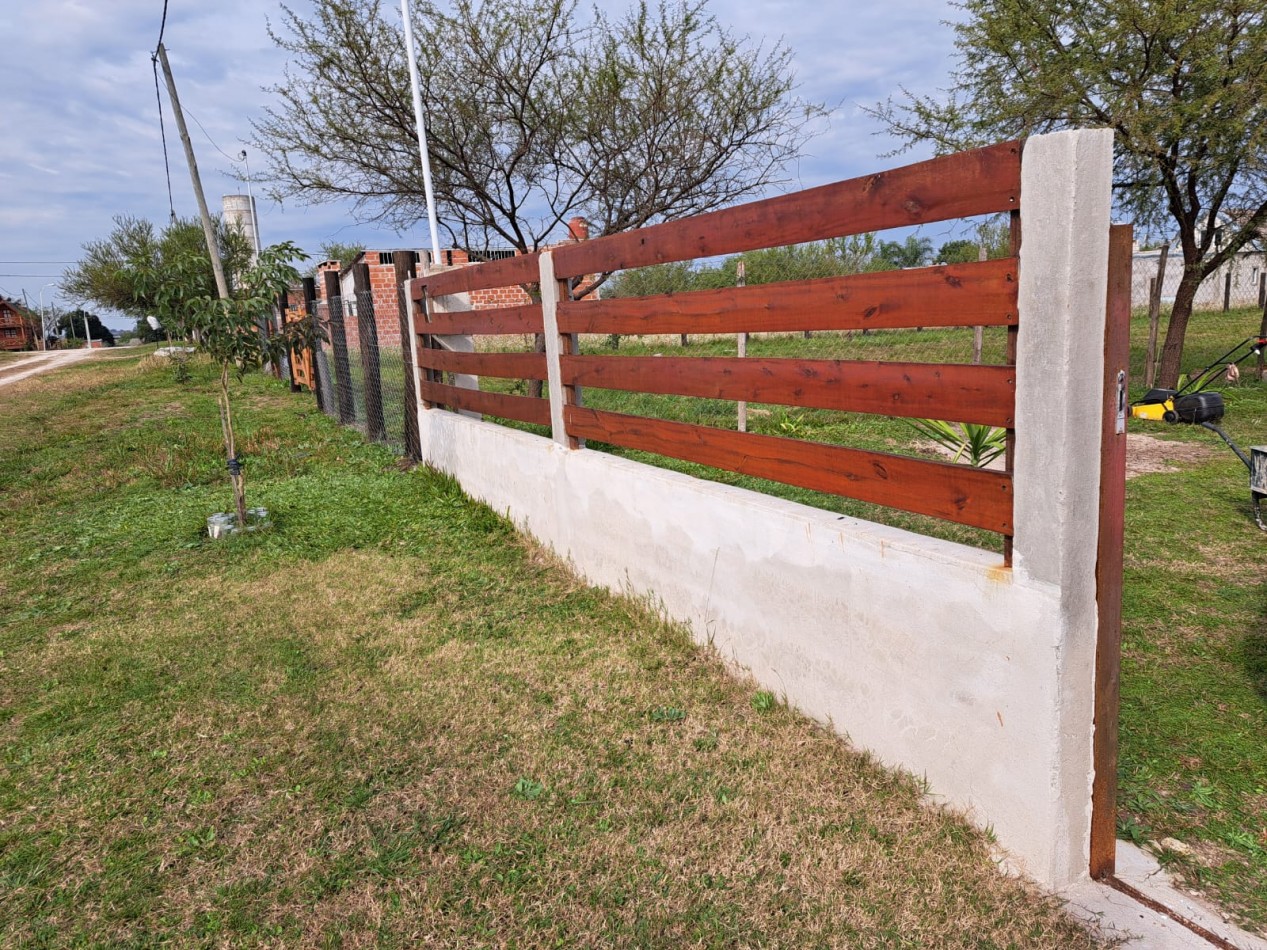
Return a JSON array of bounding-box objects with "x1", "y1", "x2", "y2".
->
[{"x1": 312, "y1": 217, "x2": 595, "y2": 352}]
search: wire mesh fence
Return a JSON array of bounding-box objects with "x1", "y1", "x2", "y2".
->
[{"x1": 313, "y1": 290, "x2": 417, "y2": 457}]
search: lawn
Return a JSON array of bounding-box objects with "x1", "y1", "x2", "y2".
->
[
  {"x1": 470, "y1": 304, "x2": 1267, "y2": 931},
  {"x1": 1114, "y1": 309, "x2": 1267, "y2": 931},
  {"x1": 0, "y1": 352, "x2": 1104, "y2": 947}
]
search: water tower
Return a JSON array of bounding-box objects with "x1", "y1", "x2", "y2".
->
[{"x1": 222, "y1": 194, "x2": 260, "y2": 263}]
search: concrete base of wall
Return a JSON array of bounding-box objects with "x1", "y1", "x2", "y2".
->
[{"x1": 419, "y1": 409, "x2": 1090, "y2": 888}]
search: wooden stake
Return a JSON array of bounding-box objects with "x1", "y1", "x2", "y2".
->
[{"x1": 1144, "y1": 244, "x2": 1168, "y2": 389}]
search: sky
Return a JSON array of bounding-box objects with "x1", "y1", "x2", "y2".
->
[{"x1": 0, "y1": 0, "x2": 962, "y2": 332}]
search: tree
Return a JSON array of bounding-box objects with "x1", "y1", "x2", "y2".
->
[
  {"x1": 304, "y1": 241, "x2": 366, "y2": 277},
  {"x1": 872, "y1": 235, "x2": 934, "y2": 270},
  {"x1": 871, "y1": 0, "x2": 1267, "y2": 387},
  {"x1": 56, "y1": 309, "x2": 115, "y2": 346},
  {"x1": 937, "y1": 239, "x2": 980, "y2": 265},
  {"x1": 63, "y1": 216, "x2": 254, "y2": 321},
  {"x1": 937, "y1": 216, "x2": 1013, "y2": 263},
  {"x1": 133, "y1": 317, "x2": 165, "y2": 344},
  {"x1": 252, "y1": 0, "x2": 822, "y2": 259},
  {"x1": 181, "y1": 242, "x2": 310, "y2": 529}
]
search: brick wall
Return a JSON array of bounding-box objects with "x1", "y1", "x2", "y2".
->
[{"x1": 312, "y1": 219, "x2": 597, "y2": 354}]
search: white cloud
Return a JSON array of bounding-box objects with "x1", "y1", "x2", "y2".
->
[{"x1": 0, "y1": 0, "x2": 964, "y2": 330}]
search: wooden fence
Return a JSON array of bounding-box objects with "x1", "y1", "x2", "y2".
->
[{"x1": 411, "y1": 141, "x2": 1023, "y2": 552}]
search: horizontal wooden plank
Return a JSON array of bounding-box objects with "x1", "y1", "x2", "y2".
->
[
  {"x1": 420, "y1": 252, "x2": 541, "y2": 297},
  {"x1": 419, "y1": 380, "x2": 551, "y2": 427},
  {"x1": 419, "y1": 348, "x2": 548, "y2": 381},
  {"x1": 552, "y1": 141, "x2": 1021, "y2": 279},
  {"x1": 558, "y1": 258, "x2": 1017, "y2": 335},
  {"x1": 413, "y1": 303, "x2": 543, "y2": 336},
  {"x1": 560, "y1": 356, "x2": 1015, "y2": 427},
  {"x1": 565, "y1": 406, "x2": 1013, "y2": 533}
]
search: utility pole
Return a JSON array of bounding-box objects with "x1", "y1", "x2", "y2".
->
[{"x1": 155, "y1": 43, "x2": 230, "y2": 302}]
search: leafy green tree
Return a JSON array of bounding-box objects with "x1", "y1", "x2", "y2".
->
[
  {"x1": 252, "y1": 0, "x2": 822, "y2": 259},
  {"x1": 181, "y1": 242, "x2": 311, "y2": 528},
  {"x1": 63, "y1": 216, "x2": 254, "y2": 322},
  {"x1": 133, "y1": 317, "x2": 165, "y2": 344},
  {"x1": 56, "y1": 309, "x2": 115, "y2": 346},
  {"x1": 872, "y1": 236, "x2": 934, "y2": 270},
  {"x1": 872, "y1": 0, "x2": 1267, "y2": 387},
  {"x1": 937, "y1": 218, "x2": 1011, "y2": 263},
  {"x1": 304, "y1": 242, "x2": 366, "y2": 277},
  {"x1": 605, "y1": 261, "x2": 701, "y2": 298},
  {"x1": 936, "y1": 240, "x2": 980, "y2": 265}
]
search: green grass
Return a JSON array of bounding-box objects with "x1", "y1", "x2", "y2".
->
[
  {"x1": 467, "y1": 306, "x2": 1267, "y2": 932},
  {"x1": 0, "y1": 353, "x2": 1104, "y2": 947},
  {"x1": 1113, "y1": 308, "x2": 1267, "y2": 931}
]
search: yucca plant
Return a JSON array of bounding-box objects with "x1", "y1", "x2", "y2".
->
[{"x1": 908, "y1": 419, "x2": 1007, "y2": 468}]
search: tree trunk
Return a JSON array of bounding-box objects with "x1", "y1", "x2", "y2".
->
[
  {"x1": 218, "y1": 365, "x2": 248, "y2": 526},
  {"x1": 1155, "y1": 271, "x2": 1203, "y2": 389},
  {"x1": 528, "y1": 333, "x2": 547, "y2": 399}
]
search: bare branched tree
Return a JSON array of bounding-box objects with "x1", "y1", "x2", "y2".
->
[{"x1": 251, "y1": 0, "x2": 824, "y2": 256}]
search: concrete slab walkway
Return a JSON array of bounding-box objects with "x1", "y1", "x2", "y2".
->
[{"x1": 1063, "y1": 844, "x2": 1267, "y2": 948}]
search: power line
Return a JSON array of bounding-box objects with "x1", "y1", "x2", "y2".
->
[
  {"x1": 152, "y1": 55, "x2": 178, "y2": 221},
  {"x1": 0, "y1": 261, "x2": 76, "y2": 265},
  {"x1": 156, "y1": 0, "x2": 169, "y2": 48},
  {"x1": 183, "y1": 105, "x2": 243, "y2": 167}
]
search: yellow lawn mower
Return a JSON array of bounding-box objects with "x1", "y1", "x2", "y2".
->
[{"x1": 1130, "y1": 335, "x2": 1267, "y2": 531}]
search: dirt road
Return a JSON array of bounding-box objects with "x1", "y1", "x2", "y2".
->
[{"x1": 0, "y1": 349, "x2": 98, "y2": 388}]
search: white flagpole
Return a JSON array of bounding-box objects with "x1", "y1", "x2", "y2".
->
[{"x1": 399, "y1": 0, "x2": 443, "y2": 267}]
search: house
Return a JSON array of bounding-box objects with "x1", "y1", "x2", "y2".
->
[
  {"x1": 1132, "y1": 214, "x2": 1267, "y2": 309},
  {"x1": 0, "y1": 297, "x2": 38, "y2": 351}
]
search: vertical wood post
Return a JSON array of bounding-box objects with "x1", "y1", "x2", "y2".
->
[
  {"x1": 1224, "y1": 270, "x2": 1233, "y2": 312},
  {"x1": 1145, "y1": 244, "x2": 1168, "y2": 389},
  {"x1": 352, "y1": 263, "x2": 386, "y2": 442},
  {"x1": 302, "y1": 277, "x2": 332, "y2": 414},
  {"x1": 973, "y1": 243, "x2": 987, "y2": 364},
  {"x1": 278, "y1": 288, "x2": 300, "y2": 392},
  {"x1": 736, "y1": 261, "x2": 748, "y2": 433},
  {"x1": 323, "y1": 270, "x2": 356, "y2": 424},
  {"x1": 1090, "y1": 223, "x2": 1132, "y2": 880},
  {"x1": 1258, "y1": 291, "x2": 1267, "y2": 382},
  {"x1": 393, "y1": 251, "x2": 422, "y2": 459}
]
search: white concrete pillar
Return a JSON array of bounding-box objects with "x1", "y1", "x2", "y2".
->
[{"x1": 1012, "y1": 127, "x2": 1114, "y2": 886}]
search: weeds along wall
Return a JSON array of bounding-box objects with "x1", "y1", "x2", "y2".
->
[{"x1": 406, "y1": 129, "x2": 1119, "y2": 890}]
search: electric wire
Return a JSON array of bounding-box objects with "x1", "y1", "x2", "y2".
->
[
  {"x1": 153, "y1": 0, "x2": 176, "y2": 221},
  {"x1": 156, "y1": 0, "x2": 169, "y2": 48},
  {"x1": 152, "y1": 55, "x2": 178, "y2": 222},
  {"x1": 182, "y1": 105, "x2": 245, "y2": 168}
]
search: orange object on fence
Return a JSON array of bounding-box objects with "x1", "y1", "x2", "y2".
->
[{"x1": 284, "y1": 304, "x2": 314, "y2": 391}]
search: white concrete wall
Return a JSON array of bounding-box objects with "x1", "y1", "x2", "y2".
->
[
  {"x1": 1132, "y1": 248, "x2": 1265, "y2": 309},
  {"x1": 410, "y1": 129, "x2": 1115, "y2": 889}
]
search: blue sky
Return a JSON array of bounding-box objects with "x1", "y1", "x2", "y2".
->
[{"x1": 0, "y1": 0, "x2": 961, "y2": 331}]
